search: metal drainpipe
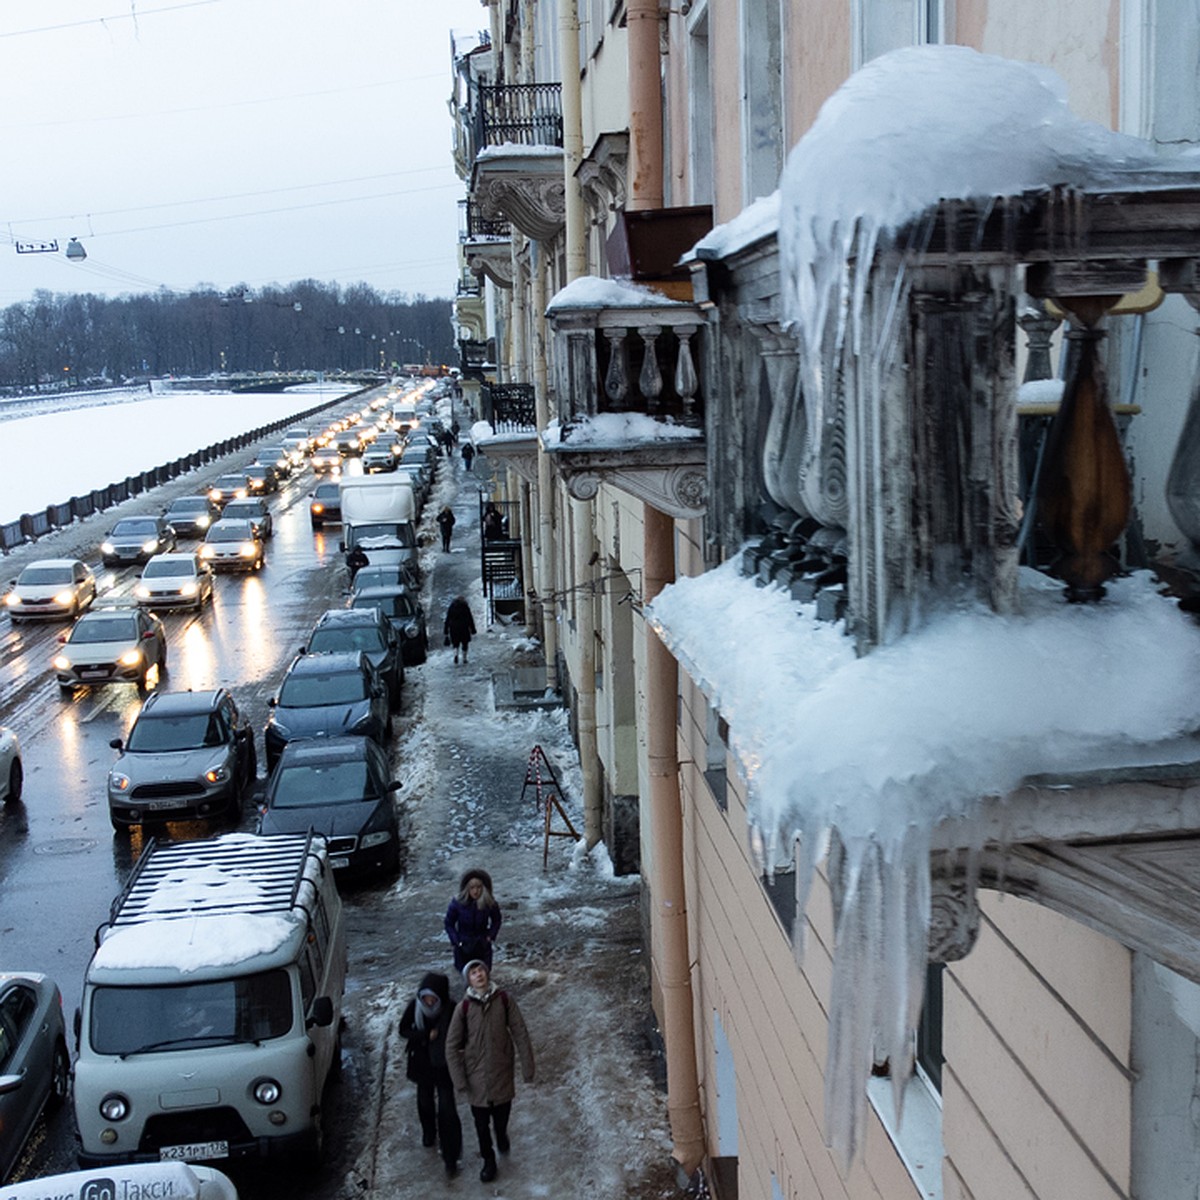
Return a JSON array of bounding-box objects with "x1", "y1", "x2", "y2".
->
[
  {"x1": 560, "y1": 0, "x2": 602, "y2": 845},
  {"x1": 531, "y1": 245, "x2": 559, "y2": 689},
  {"x1": 645, "y1": 504, "x2": 705, "y2": 1173},
  {"x1": 627, "y1": 0, "x2": 665, "y2": 212}
]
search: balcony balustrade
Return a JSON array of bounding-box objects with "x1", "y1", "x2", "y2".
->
[
  {"x1": 483, "y1": 383, "x2": 537, "y2": 433},
  {"x1": 474, "y1": 83, "x2": 563, "y2": 152}
]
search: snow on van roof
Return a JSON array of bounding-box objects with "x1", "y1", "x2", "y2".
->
[{"x1": 94, "y1": 910, "x2": 300, "y2": 974}]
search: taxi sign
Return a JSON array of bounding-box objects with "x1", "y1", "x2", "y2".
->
[{"x1": 0, "y1": 1161, "x2": 237, "y2": 1200}]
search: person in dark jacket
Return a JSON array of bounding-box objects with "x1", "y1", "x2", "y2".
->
[
  {"x1": 345, "y1": 543, "x2": 369, "y2": 578},
  {"x1": 444, "y1": 867, "x2": 502, "y2": 971},
  {"x1": 398, "y1": 972, "x2": 463, "y2": 1177},
  {"x1": 461, "y1": 441, "x2": 475, "y2": 471},
  {"x1": 446, "y1": 960, "x2": 535, "y2": 1183},
  {"x1": 482, "y1": 503, "x2": 506, "y2": 541},
  {"x1": 443, "y1": 595, "x2": 476, "y2": 664},
  {"x1": 436, "y1": 505, "x2": 456, "y2": 553}
]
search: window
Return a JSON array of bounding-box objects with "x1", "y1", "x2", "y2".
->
[
  {"x1": 687, "y1": 3, "x2": 713, "y2": 206},
  {"x1": 0, "y1": 986, "x2": 35, "y2": 1071},
  {"x1": 741, "y1": 0, "x2": 783, "y2": 201}
]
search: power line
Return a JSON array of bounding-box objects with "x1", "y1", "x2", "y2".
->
[{"x1": 0, "y1": 1, "x2": 222, "y2": 39}]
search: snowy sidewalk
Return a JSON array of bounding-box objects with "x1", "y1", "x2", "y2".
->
[{"x1": 336, "y1": 449, "x2": 677, "y2": 1199}]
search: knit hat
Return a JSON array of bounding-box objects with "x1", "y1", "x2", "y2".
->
[
  {"x1": 460, "y1": 867, "x2": 493, "y2": 893},
  {"x1": 462, "y1": 959, "x2": 489, "y2": 983}
]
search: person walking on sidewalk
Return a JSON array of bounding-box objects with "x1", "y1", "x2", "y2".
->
[
  {"x1": 443, "y1": 595, "x2": 476, "y2": 664},
  {"x1": 444, "y1": 867, "x2": 502, "y2": 972},
  {"x1": 461, "y1": 441, "x2": 475, "y2": 471},
  {"x1": 446, "y1": 960, "x2": 535, "y2": 1183},
  {"x1": 436, "y1": 505, "x2": 456, "y2": 553},
  {"x1": 398, "y1": 972, "x2": 463, "y2": 1177}
]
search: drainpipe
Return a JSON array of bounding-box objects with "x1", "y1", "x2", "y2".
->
[
  {"x1": 645, "y1": 504, "x2": 705, "y2": 1173},
  {"x1": 531, "y1": 245, "x2": 559, "y2": 689},
  {"x1": 627, "y1": 0, "x2": 665, "y2": 212}
]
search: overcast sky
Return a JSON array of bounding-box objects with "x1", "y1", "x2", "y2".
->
[{"x1": 0, "y1": 0, "x2": 486, "y2": 305}]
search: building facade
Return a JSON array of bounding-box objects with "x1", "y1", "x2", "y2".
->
[{"x1": 451, "y1": 3, "x2": 1200, "y2": 1198}]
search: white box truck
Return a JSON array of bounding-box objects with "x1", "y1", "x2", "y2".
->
[
  {"x1": 73, "y1": 832, "x2": 346, "y2": 1169},
  {"x1": 338, "y1": 475, "x2": 419, "y2": 574}
]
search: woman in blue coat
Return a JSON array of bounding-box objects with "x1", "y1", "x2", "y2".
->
[{"x1": 444, "y1": 867, "x2": 502, "y2": 971}]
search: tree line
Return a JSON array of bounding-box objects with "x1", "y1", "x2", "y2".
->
[{"x1": 0, "y1": 280, "x2": 454, "y2": 391}]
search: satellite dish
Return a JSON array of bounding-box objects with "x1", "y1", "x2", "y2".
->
[{"x1": 65, "y1": 238, "x2": 87, "y2": 262}]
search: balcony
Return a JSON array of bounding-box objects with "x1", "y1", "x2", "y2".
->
[
  {"x1": 475, "y1": 83, "x2": 563, "y2": 151},
  {"x1": 459, "y1": 199, "x2": 509, "y2": 242},
  {"x1": 458, "y1": 339, "x2": 493, "y2": 382},
  {"x1": 544, "y1": 277, "x2": 707, "y2": 518},
  {"x1": 483, "y1": 383, "x2": 536, "y2": 433}
]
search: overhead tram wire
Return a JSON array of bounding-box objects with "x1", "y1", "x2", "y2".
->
[{"x1": 0, "y1": 1, "x2": 220, "y2": 39}]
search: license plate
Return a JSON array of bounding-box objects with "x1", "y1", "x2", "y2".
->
[
  {"x1": 146, "y1": 799, "x2": 179, "y2": 811},
  {"x1": 80, "y1": 668, "x2": 108, "y2": 679},
  {"x1": 330, "y1": 856, "x2": 350, "y2": 870},
  {"x1": 160, "y1": 1140, "x2": 228, "y2": 1161}
]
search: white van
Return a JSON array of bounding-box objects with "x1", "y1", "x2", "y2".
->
[{"x1": 73, "y1": 833, "x2": 346, "y2": 1169}]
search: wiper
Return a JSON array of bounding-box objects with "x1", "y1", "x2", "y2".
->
[{"x1": 119, "y1": 1033, "x2": 260, "y2": 1058}]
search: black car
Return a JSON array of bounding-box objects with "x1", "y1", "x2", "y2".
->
[
  {"x1": 106, "y1": 687, "x2": 257, "y2": 829},
  {"x1": 221, "y1": 497, "x2": 274, "y2": 540},
  {"x1": 100, "y1": 516, "x2": 177, "y2": 566},
  {"x1": 263, "y1": 650, "x2": 391, "y2": 771},
  {"x1": 244, "y1": 463, "x2": 280, "y2": 495},
  {"x1": 350, "y1": 584, "x2": 428, "y2": 665},
  {"x1": 349, "y1": 561, "x2": 420, "y2": 595},
  {"x1": 162, "y1": 495, "x2": 221, "y2": 538},
  {"x1": 303, "y1": 607, "x2": 404, "y2": 706},
  {"x1": 309, "y1": 481, "x2": 342, "y2": 529},
  {"x1": 256, "y1": 737, "x2": 400, "y2": 876}
]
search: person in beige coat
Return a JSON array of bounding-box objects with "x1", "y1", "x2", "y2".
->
[{"x1": 445, "y1": 959, "x2": 535, "y2": 1183}]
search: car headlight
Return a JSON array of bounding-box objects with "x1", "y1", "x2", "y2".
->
[
  {"x1": 53, "y1": 590, "x2": 75, "y2": 606},
  {"x1": 235, "y1": 488, "x2": 247, "y2": 499},
  {"x1": 200, "y1": 545, "x2": 215, "y2": 559},
  {"x1": 99, "y1": 1094, "x2": 130, "y2": 1122},
  {"x1": 196, "y1": 514, "x2": 211, "y2": 529},
  {"x1": 402, "y1": 621, "x2": 420, "y2": 639},
  {"x1": 180, "y1": 581, "x2": 198, "y2": 596},
  {"x1": 110, "y1": 772, "x2": 131, "y2": 792},
  {"x1": 52, "y1": 654, "x2": 71, "y2": 670},
  {"x1": 141, "y1": 539, "x2": 159, "y2": 553},
  {"x1": 205, "y1": 765, "x2": 230, "y2": 784},
  {"x1": 252, "y1": 1078, "x2": 282, "y2": 1105},
  {"x1": 361, "y1": 830, "x2": 392, "y2": 849},
  {"x1": 240, "y1": 543, "x2": 257, "y2": 558},
  {"x1": 249, "y1": 479, "x2": 263, "y2": 489},
  {"x1": 311, "y1": 503, "x2": 324, "y2": 515},
  {"x1": 134, "y1": 584, "x2": 151, "y2": 599},
  {"x1": 4, "y1": 593, "x2": 19, "y2": 607},
  {"x1": 209, "y1": 489, "x2": 222, "y2": 501},
  {"x1": 118, "y1": 649, "x2": 142, "y2": 667},
  {"x1": 100, "y1": 541, "x2": 116, "y2": 554}
]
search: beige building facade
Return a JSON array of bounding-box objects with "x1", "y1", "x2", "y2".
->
[{"x1": 452, "y1": 2, "x2": 1200, "y2": 1197}]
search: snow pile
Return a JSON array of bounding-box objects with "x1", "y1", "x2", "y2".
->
[
  {"x1": 1019, "y1": 378, "x2": 1066, "y2": 407},
  {"x1": 542, "y1": 413, "x2": 701, "y2": 447},
  {"x1": 547, "y1": 275, "x2": 693, "y2": 311},
  {"x1": 648, "y1": 560, "x2": 1200, "y2": 1158}
]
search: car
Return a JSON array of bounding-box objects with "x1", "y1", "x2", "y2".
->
[
  {"x1": 4, "y1": 558, "x2": 96, "y2": 622},
  {"x1": 361, "y1": 442, "x2": 398, "y2": 473},
  {"x1": 0, "y1": 727, "x2": 21, "y2": 804},
  {"x1": 334, "y1": 429, "x2": 364, "y2": 457},
  {"x1": 256, "y1": 444, "x2": 293, "y2": 479},
  {"x1": 52, "y1": 605, "x2": 167, "y2": 694},
  {"x1": 0, "y1": 971, "x2": 69, "y2": 1182},
  {"x1": 0, "y1": 1165, "x2": 237, "y2": 1200},
  {"x1": 349, "y1": 584, "x2": 428, "y2": 665},
  {"x1": 100, "y1": 516, "x2": 177, "y2": 566},
  {"x1": 256, "y1": 736, "x2": 401, "y2": 876},
  {"x1": 162, "y1": 495, "x2": 221, "y2": 538},
  {"x1": 134, "y1": 552, "x2": 214, "y2": 610},
  {"x1": 309, "y1": 481, "x2": 342, "y2": 529},
  {"x1": 263, "y1": 650, "x2": 391, "y2": 771},
  {"x1": 244, "y1": 462, "x2": 280, "y2": 494},
  {"x1": 106, "y1": 687, "x2": 257, "y2": 829},
  {"x1": 207, "y1": 472, "x2": 250, "y2": 507},
  {"x1": 349, "y1": 561, "x2": 420, "y2": 595},
  {"x1": 199, "y1": 518, "x2": 265, "y2": 572},
  {"x1": 303, "y1": 607, "x2": 404, "y2": 705},
  {"x1": 310, "y1": 444, "x2": 342, "y2": 473},
  {"x1": 220, "y1": 496, "x2": 274, "y2": 539}
]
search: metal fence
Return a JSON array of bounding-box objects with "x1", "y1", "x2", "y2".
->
[{"x1": 0, "y1": 386, "x2": 374, "y2": 554}]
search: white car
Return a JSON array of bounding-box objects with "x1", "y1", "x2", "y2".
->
[
  {"x1": 0, "y1": 728, "x2": 20, "y2": 804},
  {"x1": 4, "y1": 558, "x2": 96, "y2": 623},
  {"x1": 0, "y1": 1163, "x2": 237, "y2": 1200},
  {"x1": 134, "y1": 552, "x2": 215, "y2": 611}
]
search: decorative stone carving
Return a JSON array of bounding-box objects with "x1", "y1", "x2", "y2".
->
[
  {"x1": 927, "y1": 875, "x2": 981, "y2": 962},
  {"x1": 475, "y1": 171, "x2": 566, "y2": 243},
  {"x1": 577, "y1": 131, "x2": 629, "y2": 226},
  {"x1": 562, "y1": 464, "x2": 707, "y2": 517},
  {"x1": 466, "y1": 242, "x2": 514, "y2": 290}
]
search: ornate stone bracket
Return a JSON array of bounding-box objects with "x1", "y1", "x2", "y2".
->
[
  {"x1": 480, "y1": 438, "x2": 540, "y2": 486},
  {"x1": 546, "y1": 443, "x2": 708, "y2": 518},
  {"x1": 927, "y1": 874, "x2": 981, "y2": 962},
  {"x1": 577, "y1": 131, "x2": 629, "y2": 229},
  {"x1": 473, "y1": 151, "x2": 566, "y2": 243},
  {"x1": 465, "y1": 240, "x2": 514, "y2": 289}
]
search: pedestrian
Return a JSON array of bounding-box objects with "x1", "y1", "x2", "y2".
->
[
  {"x1": 345, "y1": 543, "x2": 369, "y2": 578},
  {"x1": 443, "y1": 595, "x2": 476, "y2": 664},
  {"x1": 398, "y1": 972, "x2": 463, "y2": 1177},
  {"x1": 436, "y1": 505, "x2": 456, "y2": 553},
  {"x1": 482, "y1": 504, "x2": 505, "y2": 541},
  {"x1": 446, "y1": 959, "x2": 535, "y2": 1183},
  {"x1": 443, "y1": 867, "x2": 502, "y2": 972},
  {"x1": 461, "y1": 441, "x2": 475, "y2": 471}
]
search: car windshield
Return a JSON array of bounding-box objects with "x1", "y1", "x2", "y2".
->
[
  {"x1": 90, "y1": 971, "x2": 293, "y2": 1055},
  {"x1": 18, "y1": 565, "x2": 73, "y2": 585},
  {"x1": 353, "y1": 594, "x2": 415, "y2": 619},
  {"x1": 279, "y1": 668, "x2": 367, "y2": 707},
  {"x1": 127, "y1": 711, "x2": 225, "y2": 752},
  {"x1": 349, "y1": 524, "x2": 416, "y2": 547},
  {"x1": 314, "y1": 485, "x2": 339, "y2": 500},
  {"x1": 354, "y1": 569, "x2": 408, "y2": 591},
  {"x1": 167, "y1": 499, "x2": 209, "y2": 514},
  {"x1": 209, "y1": 523, "x2": 252, "y2": 542},
  {"x1": 112, "y1": 519, "x2": 157, "y2": 536},
  {"x1": 142, "y1": 559, "x2": 193, "y2": 579},
  {"x1": 216, "y1": 476, "x2": 245, "y2": 488},
  {"x1": 308, "y1": 626, "x2": 386, "y2": 654},
  {"x1": 222, "y1": 504, "x2": 259, "y2": 520},
  {"x1": 272, "y1": 760, "x2": 377, "y2": 808},
  {"x1": 71, "y1": 615, "x2": 138, "y2": 643},
  {"x1": 247, "y1": 466, "x2": 268, "y2": 477}
]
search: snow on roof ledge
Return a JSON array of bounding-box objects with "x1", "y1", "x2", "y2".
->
[
  {"x1": 476, "y1": 143, "x2": 563, "y2": 161},
  {"x1": 542, "y1": 414, "x2": 701, "y2": 448},
  {"x1": 547, "y1": 276, "x2": 694, "y2": 313}
]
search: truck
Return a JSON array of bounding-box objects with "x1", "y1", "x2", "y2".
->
[
  {"x1": 73, "y1": 832, "x2": 346, "y2": 1168},
  {"x1": 338, "y1": 474, "x2": 419, "y2": 574}
]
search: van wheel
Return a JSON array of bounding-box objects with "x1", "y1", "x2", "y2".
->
[
  {"x1": 48, "y1": 1041, "x2": 69, "y2": 1110},
  {"x1": 303, "y1": 1115, "x2": 325, "y2": 1168}
]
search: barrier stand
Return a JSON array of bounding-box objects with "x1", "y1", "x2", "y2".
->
[{"x1": 520, "y1": 745, "x2": 579, "y2": 868}]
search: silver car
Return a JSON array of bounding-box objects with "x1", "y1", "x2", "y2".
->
[
  {"x1": 4, "y1": 558, "x2": 96, "y2": 623},
  {"x1": 0, "y1": 727, "x2": 20, "y2": 804},
  {"x1": 52, "y1": 606, "x2": 168, "y2": 695},
  {"x1": 135, "y1": 553, "x2": 215, "y2": 611},
  {"x1": 199, "y1": 519, "x2": 265, "y2": 572}
]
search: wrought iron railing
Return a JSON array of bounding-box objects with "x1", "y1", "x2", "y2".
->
[
  {"x1": 483, "y1": 382, "x2": 536, "y2": 432},
  {"x1": 458, "y1": 199, "x2": 510, "y2": 241},
  {"x1": 475, "y1": 83, "x2": 563, "y2": 151}
]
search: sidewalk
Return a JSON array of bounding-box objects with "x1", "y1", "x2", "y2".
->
[{"x1": 338, "y1": 448, "x2": 678, "y2": 1198}]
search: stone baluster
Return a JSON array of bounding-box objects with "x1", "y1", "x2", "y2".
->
[
  {"x1": 637, "y1": 326, "x2": 663, "y2": 408},
  {"x1": 674, "y1": 325, "x2": 699, "y2": 423},
  {"x1": 1017, "y1": 301, "x2": 1061, "y2": 383},
  {"x1": 1036, "y1": 295, "x2": 1131, "y2": 601},
  {"x1": 603, "y1": 328, "x2": 630, "y2": 407}
]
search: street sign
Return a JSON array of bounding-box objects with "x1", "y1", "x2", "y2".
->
[{"x1": 15, "y1": 239, "x2": 58, "y2": 254}]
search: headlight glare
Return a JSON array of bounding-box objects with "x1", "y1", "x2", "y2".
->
[
  {"x1": 141, "y1": 539, "x2": 158, "y2": 554},
  {"x1": 180, "y1": 582, "x2": 198, "y2": 596},
  {"x1": 101, "y1": 542, "x2": 115, "y2": 555},
  {"x1": 118, "y1": 649, "x2": 142, "y2": 667},
  {"x1": 134, "y1": 585, "x2": 150, "y2": 599},
  {"x1": 205, "y1": 765, "x2": 230, "y2": 784},
  {"x1": 52, "y1": 654, "x2": 71, "y2": 670}
]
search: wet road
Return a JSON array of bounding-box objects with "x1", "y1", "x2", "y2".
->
[{"x1": 0, "y1": 407, "x2": 415, "y2": 1187}]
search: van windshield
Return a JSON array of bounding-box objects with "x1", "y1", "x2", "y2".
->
[{"x1": 90, "y1": 970, "x2": 293, "y2": 1055}]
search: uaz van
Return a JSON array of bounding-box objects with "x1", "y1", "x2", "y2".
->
[{"x1": 73, "y1": 832, "x2": 346, "y2": 1168}]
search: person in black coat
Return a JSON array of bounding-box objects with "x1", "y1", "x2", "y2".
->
[
  {"x1": 398, "y1": 972, "x2": 463, "y2": 1177},
  {"x1": 443, "y1": 595, "x2": 476, "y2": 664},
  {"x1": 436, "y1": 505, "x2": 456, "y2": 553}
]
